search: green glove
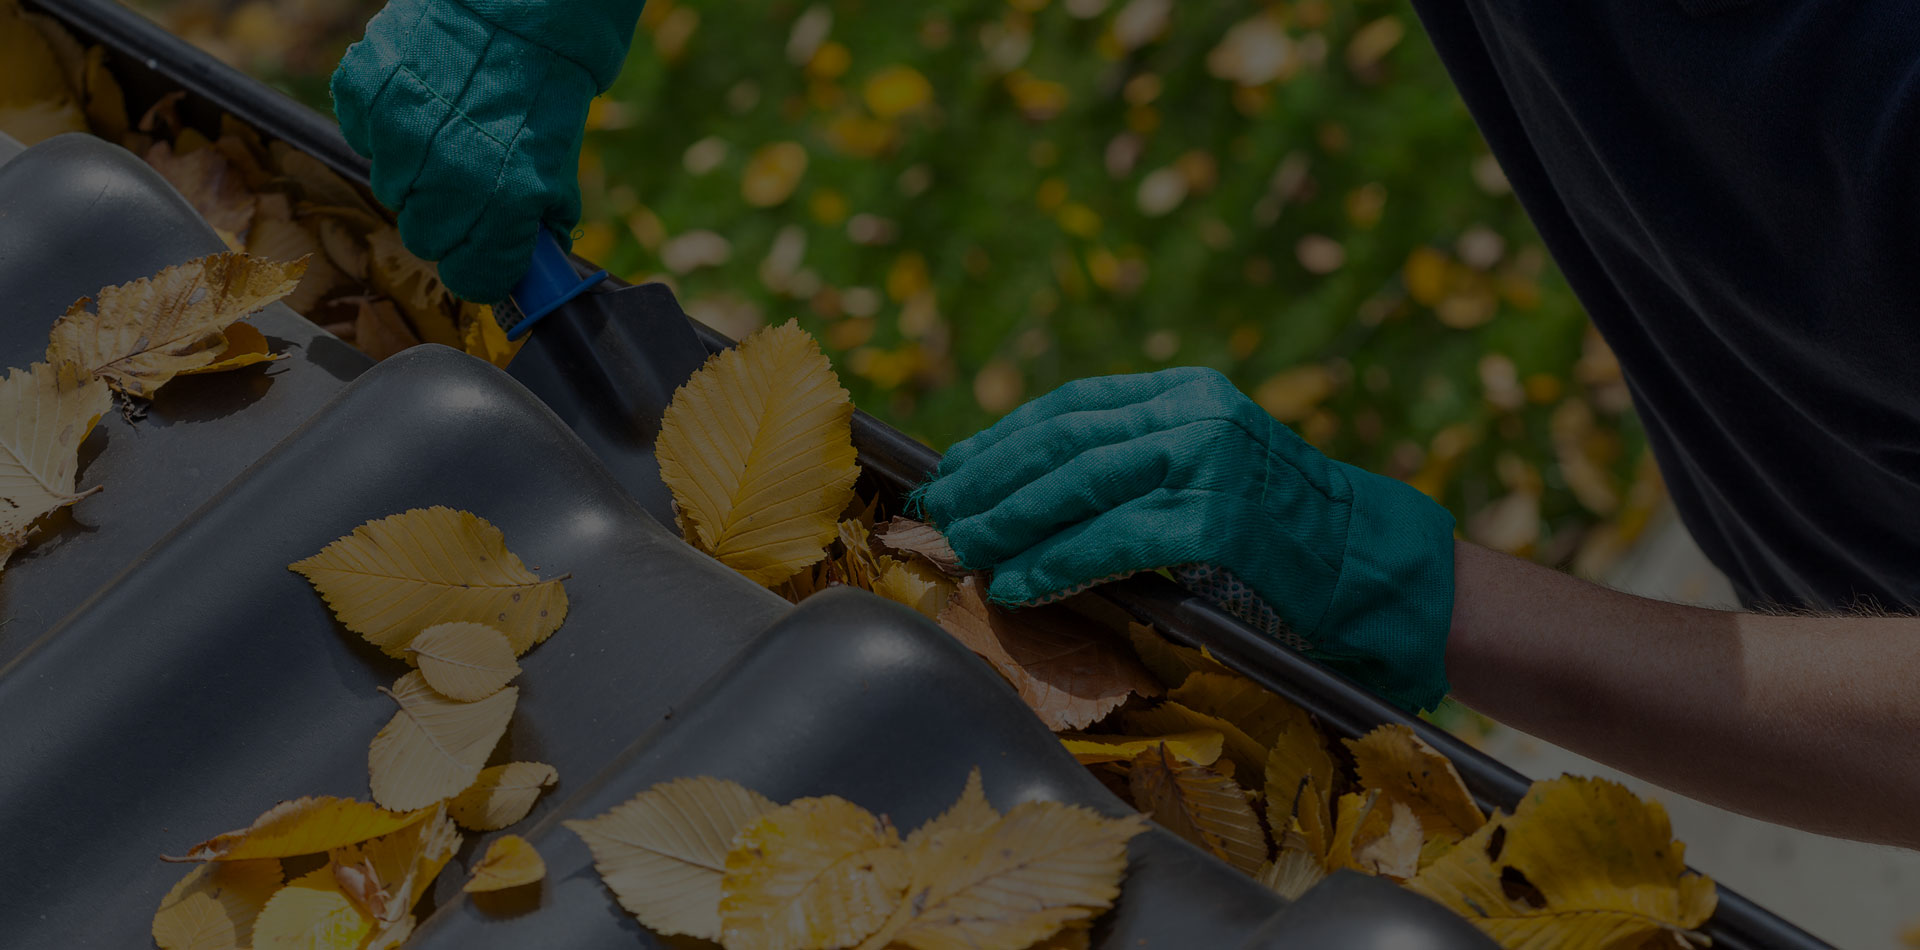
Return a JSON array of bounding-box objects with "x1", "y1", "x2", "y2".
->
[
  {"x1": 914, "y1": 368, "x2": 1457, "y2": 711},
  {"x1": 330, "y1": 0, "x2": 645, "y2": 301}
]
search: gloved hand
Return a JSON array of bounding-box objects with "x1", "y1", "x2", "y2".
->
[
  {"x1": 914, "y1": 368, "x2": 1457, "y2": 711},
  {"x1": 330, "y1": 0, "x2": 645, "y2": 301}
]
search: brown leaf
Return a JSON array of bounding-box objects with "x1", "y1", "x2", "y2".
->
[
  {"x1": 146, "y1": 141, "x2": 256, "y2": 236},
  {"x1": 1126, "y1": 623, "x2": 1230, "y2": 690},
  {"x1": 1346, "y1": 724, "x2": 1486, "y2": 846},
  {"x1": 935, "y1": 576, "x2": 1160, "y2": 731},
  {"x1": 1128, "y1": 744, "x2": 1267, "y2": 873},
  {"x1": 872, "y1": 517, "x2": 965, "y2": 575},
  {"x1": 353, "y1": 298, "x2": 422, "y2": 361}
]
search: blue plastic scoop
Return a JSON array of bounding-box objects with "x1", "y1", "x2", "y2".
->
[{"x1": 493, "y1": 227, "x2": 610, "y2": 340}]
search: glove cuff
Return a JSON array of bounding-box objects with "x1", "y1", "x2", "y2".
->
[
  {"x1": 450, "y1": 0, "x2": 647, "y2": 90},
  {"x1": 1310, "y1": 464, "x2": 1457, "y2": 712}
]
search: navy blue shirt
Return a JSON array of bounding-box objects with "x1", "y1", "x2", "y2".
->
[{"x1": 1411, "y1": 0, "x2": 1920, "y2": 609}]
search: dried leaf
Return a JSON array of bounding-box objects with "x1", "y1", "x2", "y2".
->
[
  {"x1": 1057, "y1": 730, "x2": 1223, "y2": 767},
  {"x1": 904, "y1": 770, "x2": 997, "y2": 863},
  {"x1": 1122, "y1": 701, "x2": 1265, "y2": 781},
  {"x1": 1128, "y1": 744, "x2": 1267, "y2": 873},
  {"x1": 329, "y1": 807, "x2": 461, "y2": 946},
  {"x1": 1263, "y1": 712, "x2": 1336, "y2": 856},
  {"x1": 165, "y1": 797, "x2": 428, "y2": 863},
  {"x1": 1351, "y1": 800, "x2": 1423, "y2": 881},
  {"x1": 1325, "y1": 789, "x2": 1385, "y2": 873},
  {"x1": 565, "y1": 775, "x2": 778, "y2": 941},
  {"x1": 78, "y1": 44, "x2": 127, "y2": 141},
  {"x1": 871, "y1": 516, "x2": 964, "y2": 575},
  {"x1": 890, "y1": 800, "x2": 1148, "y2": 950},
  {"x1": 366, "y1": 227, "x2": 459, "y2": 347},
  {"x1": 464, "y1": 834, "x2": 545, "y2": 892},
  {"x1": 460, "y1": 305, "x2": 519, "y2": 369},
  {"x1": 351, "y1": 298, "x2": 421, "y2": 362},
  {"x1": 719, "y1": 796, "x2": 909, "y2": 950},
  {"x1": 448, "y1": 761, "x2": 557, "y2": 831},
  {"x1": 404, "y1": 621, "x2": 521, "y2": 701},
  {"x1": 1168, "y1": 671, "x2": 1314, "y2": 749},
  {"x1": 1256, "y1": 847, "x2": 1326, "y2": 901},
  {"x1": 936, "y1": 576, "x2": 1160, "y2": 731},
  {"x1": 1410, "y1": 777, "x2": 1716, "y2": 949},
  {"x1": 656, "y1": 320, "x2": 859, "y2": 586},
  {"x1": 872, "y1": 557, "x2": 953, "y2": 619},
  {"x1": 290, "y1": 506, "x2": 568, "y2": 658},
  {"x1": 0, "y1": 0, "x2": 88, "y2": 146},
  {"x1": 249, "y1": 867, "x2": 372, "y2": 950},
  {"x1": 177, "y1": 322, "x2": 283, "y2": 376},
  {"x1": 367, "y1": 671, "x2": 518, "y2": 811},
  {"x1": 151, "y1": 859, "x2": 282, "y2": 950},
  {"x1": 47, "y1": 252, "x2": 306, "y2": 398},
  {"x1": 1125, "y1": 623, "x2": 1229, "y2": 689},
  {"x1": 0, "y1": 361, "x2": 111, "y2": 558},
  {"x1": 1347, "y1": 723, "x2": 1485, "y2": 844},
  {"x1": 837, "y1": 517, "x2": 889, "y2": 589},
  {"x1": 146, "y1": 141, "x2": 255, "y2": 235}
]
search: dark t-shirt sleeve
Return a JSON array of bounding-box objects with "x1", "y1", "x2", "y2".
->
[{"x1": 1408, "y1": 0, "x2": 1920, "y2": 609}]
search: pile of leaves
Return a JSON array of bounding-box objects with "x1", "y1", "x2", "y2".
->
[
  {"x1": 654, "y1": 319, "x2": 1719, "y2": 949},
  {"x1": 152, "y1": 506, "x2": 570, "y2": 947},
  {"x1": 0, "y1": 251, "x2": 304, "y2": 567},
  {"x1": 0, "y1": 0, "x2": 516, "y2": 369}
]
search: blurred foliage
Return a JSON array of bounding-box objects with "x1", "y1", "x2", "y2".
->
[{"x1": 128, "y1": 0, "x2": 1660, "y2": 574}]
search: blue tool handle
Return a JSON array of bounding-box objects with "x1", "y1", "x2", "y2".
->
[{"x1": 500, "y1": 227, "x2": 610, "y2": 340}]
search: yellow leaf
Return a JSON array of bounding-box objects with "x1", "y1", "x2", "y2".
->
[
  {"x1": 249, "y1": 867, "x2": 372, "y2": 950},
  {"x1": 448, "y1": 762, "x2": 558, "y2": 831},
  {"x1": 1346, "y1": 723, "x2": 1486, "y2": 844},
  {"x1": 290, "y1": 506, "x2": 568, "y2": 658},
  {"x1": 329, "y1": 807, "x2": 461, "y2": 946},
  {"x1": 47, "y1": 252, "x2": 306, "y2": 398},
  {"x1": 903, "y1": 769, "x2": 997, "y2": 864},
  {"x1": 1168, "y1": 671, "x2": 1315, "y2": 749},
  {"x1": 742, "y1": 141, "x2": 809, "y2": 207},
  {"x1": 164, "y1": 797, "x2": 429, "y2": 863},
  {"x1": 564, "y1": 775, "x2": 778, "y2": 941},
  {"x1": 1256, "y1": 848, "x2": 1326, "y2": 901},
  {"x1": 404, "y1": 621, "x2": 521, "y2": 701},
  {"x1": 1263, "y1": 712, "x2": 1336, "y2": 858},
  {"x1": 0, "y1": 361, "x2": 110, "y2": 559},
  {"x1": 655, "y1": 320, "x2": 858, "y2": 586},
  {"x1": 366, "y1": 227, "x2": 459, "y2": 348},
  {"x1": 936, "y1": 577, "x2": 1162, "y2": 731},
  {"x1": 872, "y1": 558, "x2": 953, "y2": 620},
  {"x1": 367, "y1": 671, "x2": 518, "y2": 811},
  {"x1": 1325, "y1": 789, "x2": 1385, "y2": 874},
  {"x1": 836, "y1": 517, "x2": 889, "y2": 590},
  {"x1": 889, "y1": 800, "x2": 1148, "y2": 950},
  {"x1": 1350, "y1": 799, "x2": 1423, "y2": 881},
  {"x1": 145, "y1": 141, "x2": 256, "y2": 235},
  {"x1": 1122, "y1": 701, "x2": 1265, "y2": 781},
  {"x1": 1125, "y1": 623, "x2": 1229, "y2": 690},
  {"x1": 1057, "y1": 730, "x2": 1223, "y2": 767},
  {"x1": 0, "y1": 0, "x2": 88, "y2": 145},
  {"x1": 1128, "y1": 744, "x2": 1267, "y2": 873},
  {"x1": 460, "y1": 306, "x2": 520, "y2": 369},
  {"x1": 151, "y1": 859, "x2": 282, "y2": 950},
  {"x1": 1409, "y1": 777, "x2": 1716, "y2": 949},
  {"x1": 719, "y1": 796, "x2": 909, "y2": 950},
  {"x1": 177, "y1": 322, "x2": 283, "y2": 376},
  {"x1": 864, "y1": 65, "x2": 932, "y2": 119},
  {"x1": 871, "y1": 516, "x2": 964, "y2": 576},
  {"x1": 464, "y1": 834, "x2": 546, "y2": 892}
]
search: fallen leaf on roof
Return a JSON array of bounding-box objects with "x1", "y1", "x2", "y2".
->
[
  {"x1": 566, "y1": 775, "x2": 779, "y2": 941},
  {"x1": 656, "y1": 319, "x2": 858, "y2": 587},
  {"x1": 146, "y1": 140, "x2": 256, "y2": 235},
  {"x1": 151, "y1": 858, "x2": 282, "y2": 950},
  {"x1": 0, "y1": 0, "x2": 88, "y2": 145},
  {"x1": 367, "y1": 670, "x2": 518, "y2": 811},
  {"x1": 290, "y1": 506, "x2": 568, "y2": 658},
  {"x1": 1126, "y1": 622, "x2": 1230, "y2": 689},
  {"x1": 1168, "y1": 671, "x2": 1315, "y2": 750},
  {"x1": 366, "y1": 226, "x2": 459, "y2": 348},
  {"x1": 177, "y1": 322, "x2": 283, "y2": 376},
  {"x1": 46, "y1": 252, "x2": 306, "y2": 398},
  {"x1": 871, "y1": 516, "x2": 964, "y2": 575},
  {"x1": 1058, "y1": 730, "x2": 1223, "y2": 767},
  {"x1": 719, "y1": 796, "x2": 909, "y2": 950},
  {"x1": 1256, "y1": 847, "x2": 1326, "y2": 901},
  {"x1": 1122, "y1": 700, "x2": 1266, "y2": 780},
  {"x1": 871, "y1": 557, "x2": 953, "y2": 620},
  {"x1": 405, "y1": 621, "x2": 520, "y2": 701},
  {"x1": 248, "y1": 866, "x2": 372, "y2": 950},
  {"x1": 163, "y1": 796, "x2": 428, "y2": 863},
  {"x1": 464, "y1": 835, "x2": 545, "y2": 892},
  {"x1": 0, "y1": 360, "x2": 110, "y2": 562},
  {"x1": 1263, "y1": 707, "x2": 1337, "y2": 854},
  {"x1": 330, "y1": 806, "x2": 461, "y2": 947},
  {"x1": 937, "y1": 576, "x2": 1161, "y2": 731},
  {"x1": 1347, "y1": 723, "x2": 1485, "y2": 846},
  {"x1": 1129, "y1": 743, "x2": 1267, "y2": 873},
  {"x1": 351, "y1": 298, "x2": 422, "y2": 362},
  {"x1": 460, "y1": 304, "x2": 520, "y2": 369},
  {"x1": 1410, "y1": 776, "x2": 1715, "y2": 949},
  {"x1": 449, "y1": 762, "x2": 558, "y2": 832}
]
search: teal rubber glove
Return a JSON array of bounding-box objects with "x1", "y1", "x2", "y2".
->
[
  {"x1": 914, "y1": 368, "x2": 1457, "y2": 711},
  {"x1": 330, "y1": 0, "x2": 645, "y2": 302}
]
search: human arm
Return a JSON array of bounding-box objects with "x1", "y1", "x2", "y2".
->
[
  {"x1": 1447, "y1": 541, "x2": 1920, "y2": 849},
  {"x1": 330, "y1": 0, "x2": 646, "y2": 301}
]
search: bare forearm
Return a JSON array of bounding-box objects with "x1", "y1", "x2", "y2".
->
[{"x1": 1444, "y1": 541, "x2": 1920, "y2": 848}]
